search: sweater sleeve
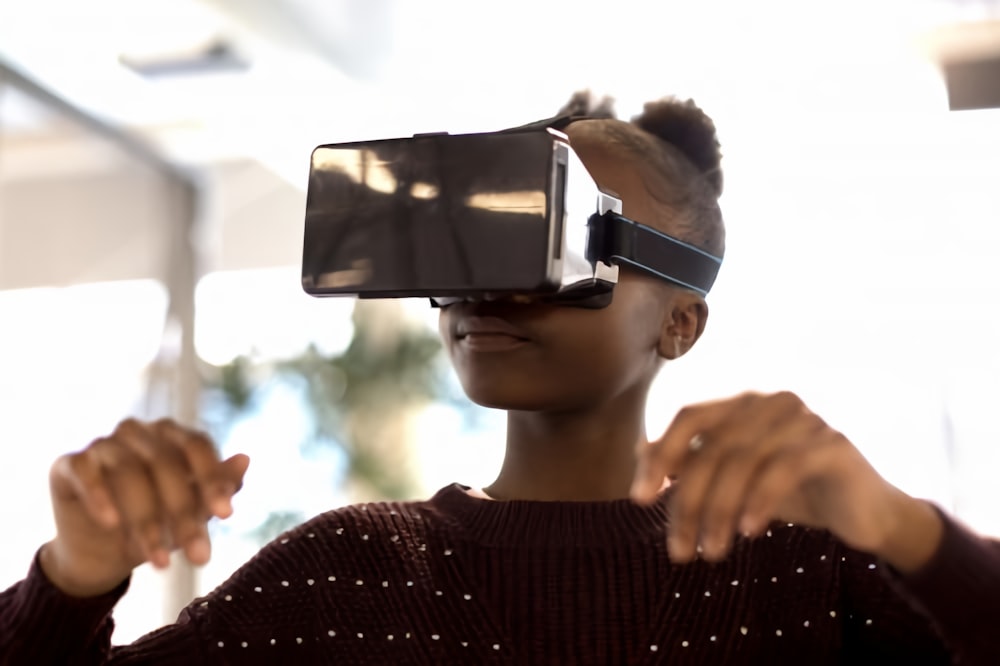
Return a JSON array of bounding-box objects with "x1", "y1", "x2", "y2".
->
[
  {"x1": 0, "y1": 550, "x2": 211, "y2": 666},
  {"x1": 839, "y1": 505, "x2": 1000, "y2": 666},
  {"x1": 884, "y1": 506, "x2": 1000, "y2": 665},
  {"x1": 2, "y1": 508, "x2": 385, "y2": 666},
  {"x1": 0, "y1": 549, "x2": 124, "y2": 665}
]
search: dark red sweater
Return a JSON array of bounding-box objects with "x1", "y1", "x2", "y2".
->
[{"x1": 2, "y1": 483, "x2": 998, "y2": 665}]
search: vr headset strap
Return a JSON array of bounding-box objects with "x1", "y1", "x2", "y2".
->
[
  {"x1": 502, "y1": 115, "x2": 724, "y2": 296},
  {"x1": 587, "y1": 213, "x2": 722, "y2": 296}
]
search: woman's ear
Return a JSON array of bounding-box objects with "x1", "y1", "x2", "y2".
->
[{"x1": 657, "y1": 292, "x2": 708, "y2": 360}]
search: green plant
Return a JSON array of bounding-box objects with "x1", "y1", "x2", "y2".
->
[{"x1": 203, "y1": 300, "x2": 469, "y2": 514}]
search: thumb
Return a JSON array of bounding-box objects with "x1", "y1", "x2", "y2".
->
[
  {"x1": 221, "y1": 453, "x2": 251, "y2": 487},
  {"x1": 631, "y1": 436, "x2": 673, "y2": 503},
  {"x1": 209, "y1": 454, "x2": 250, "y2": 517}
]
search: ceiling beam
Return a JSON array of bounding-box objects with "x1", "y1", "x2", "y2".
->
[{"x1": 0, "y1": 58, "x2": 194, "y2": 185}]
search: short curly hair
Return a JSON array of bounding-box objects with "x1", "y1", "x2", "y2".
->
[{"x1": 559, "y1": 91, "x2": 725, "y2": 258}]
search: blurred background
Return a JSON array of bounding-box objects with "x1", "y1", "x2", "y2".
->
[{"x1": 1, "y1": 0, "x2": 999, "y2": 644}]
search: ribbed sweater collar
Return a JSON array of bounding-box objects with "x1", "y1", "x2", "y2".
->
[{"x1": 426, "y1": 483, "x2": 672, "y2": 549}]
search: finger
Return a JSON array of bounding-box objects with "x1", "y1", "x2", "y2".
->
[
  {"x1": 92, "y1": 438, "x2": 170, "y2": 568},
  {"x1": 692, "y1": 448, "x2": 766, "y2": 561},
  {"x1": 665, "y1": 440, "x2": 728, "y2": 562},
  {"x1": 666, "y1": 423, "x2": 781, "y2": 563},
  {"x1": 218, "y1": 454, "x2": 251, "y2": 499},
  {"x1": 199, "y1": 453, "x2": 250, "y2": 519},
  {"x1": 153, "y1": 420, "x2": 244, "y2": 517},
  {"x1": 632, "y1": 397, "x2": 745, "y2": 502},
  {"x1": 114, "y1": 421, "x2": 212, "y2": 565},
  {"x1": 693, "y1": 396, "x2": 810, "y2": 559},
  {"x1": 738, "y1": 433, "x2": 838, "y2": 535},
  {"x1": 635, "y1": 391, "x2": 808, "y2": 504},
  {"x1": 50, "y1": 447, "x2": 120, "y2": 528}
]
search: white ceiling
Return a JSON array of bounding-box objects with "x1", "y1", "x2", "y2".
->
[{"x1": 1, "y1": 0, "x2": 998, "y2": 186}]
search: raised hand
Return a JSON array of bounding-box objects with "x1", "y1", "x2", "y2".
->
[
  {"x1": 40, "y1": 419, "x2": 249, "y2": 597},
  {"x1": 631, "y1": 391, "x2": 943, "y2": 572}
]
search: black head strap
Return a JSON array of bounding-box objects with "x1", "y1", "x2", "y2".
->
[{"x1": 587, "y1": 213, "x2": 722, "y2": 296}]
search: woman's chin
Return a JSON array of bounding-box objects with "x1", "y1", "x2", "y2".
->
[
  {"x1": 460, "y1": 385, "x2": 552, "y2": 411},
  {"x1": 456, "y1": 372, "x2": 603, "y2": 413},
  {"x1": 465, "y1": 393, "x2": 546, "y2": 411},
  {"x1": 462, "y1": 387, "x2": 590, "y2": 413}
]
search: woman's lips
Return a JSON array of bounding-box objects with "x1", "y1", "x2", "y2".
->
[
  {"x1": 458, "y1": 332, "x2": 530, "y2": 352},
  {"x1": 455, "y1": 316, "x2": 531, "y2": 352},
  {"x1": 455, "y1": 316, "x2": 531, "y2": 340}
]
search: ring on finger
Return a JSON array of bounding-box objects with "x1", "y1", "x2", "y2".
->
[{"x1": 688, "y1": 433, "x2": 706, "y2": 453}]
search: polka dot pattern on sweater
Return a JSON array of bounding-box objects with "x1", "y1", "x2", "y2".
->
[{"x1": 163, "y1": 486, "x2": 949, "y2": 664}]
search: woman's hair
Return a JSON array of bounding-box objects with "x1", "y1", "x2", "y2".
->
[{"x1": 559, "y1": 91, "x2": 725, "y2": 258}]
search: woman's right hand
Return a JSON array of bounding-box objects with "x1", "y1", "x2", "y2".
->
[{"x1": 39, "y1": 418, "x2": 250, "y2": 597}]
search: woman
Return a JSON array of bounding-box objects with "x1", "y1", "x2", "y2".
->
[{"x1": 2, "y1": 93, "x2": 997, "y2": 665}]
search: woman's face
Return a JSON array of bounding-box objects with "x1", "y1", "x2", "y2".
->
[
  {"x1": 438, "y1": 272, "x2": 668, "y2": 411},
  {"x1": 438, "y1": 144, "x2": 704, "y2": 412}
]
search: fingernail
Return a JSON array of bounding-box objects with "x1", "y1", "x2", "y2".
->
[
  {"x1": 100, "y1": 506, "x2": 120, "y2": 527},
  {"x1": 629, "y1": 480, "x2": 650, "y2": 502},
  {"x1": 188, "y1": 536, "x2": 211, "y2": 564},
  {"x1": 151, "y1": 548, "x2": 170, "y2": 569},
  {"x1": 703, "y1": 536, "x2": 724, "y2": 561},
  {"x1": 668, "y1": 535, "x2": 689, "y2": 563},
  {"x1": 211, "y1": 496, "x2": 233, "y2": 517}
]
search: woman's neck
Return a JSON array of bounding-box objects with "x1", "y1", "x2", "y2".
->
[{"x1": 483, "y1": 386, "x2": 650, "y2": 502}]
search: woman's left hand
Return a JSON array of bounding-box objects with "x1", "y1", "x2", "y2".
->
[{"x1": 631, "y1": 390, "x2": 943, "y2": 572}]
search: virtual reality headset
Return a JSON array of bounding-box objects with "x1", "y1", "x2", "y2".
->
[{"x1": 301, "y1": 116, "x2": 722, "y2": 309}]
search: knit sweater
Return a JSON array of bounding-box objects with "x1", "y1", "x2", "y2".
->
[{"x1": 2, "y1": 483, "x2": 998, "y2": 665}]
